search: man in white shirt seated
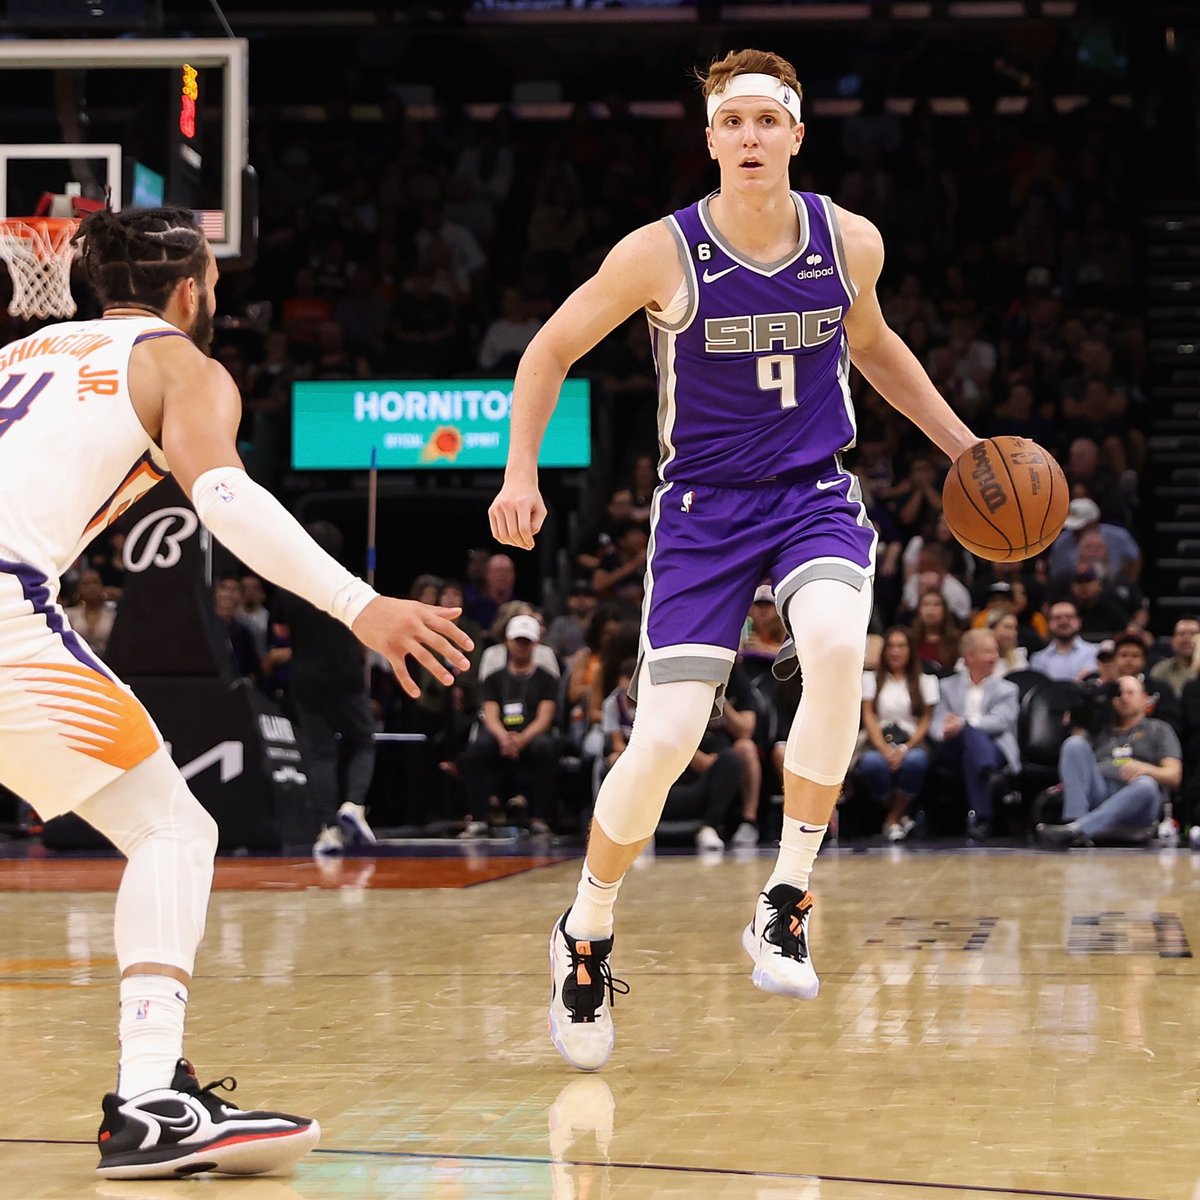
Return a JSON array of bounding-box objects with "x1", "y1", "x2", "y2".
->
[
  {"x1": 929, "y1": 629, "x2": 1021, "y2": 840},
  {"x1": 1029, "y1": 601, "x2": 1099, "y2": 682}
]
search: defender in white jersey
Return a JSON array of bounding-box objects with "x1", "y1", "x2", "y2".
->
[{"x1": 0, "y1": 206, "x2": 474, "y2": 1179}]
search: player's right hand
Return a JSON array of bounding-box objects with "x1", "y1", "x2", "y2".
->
[
  {"x1": 489, "y1": 481, "x2": 547, "y2": 551},
  {"x1": 352, "y1": 598, "x2": 474, "y2": 699}
]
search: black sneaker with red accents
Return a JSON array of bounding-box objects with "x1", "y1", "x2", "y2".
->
[
  {"x1": 96, "y1": 1058, "x2": 320, "y2": 1179},
  {"x1": 548, "y1": 910, "x2": 629, "y2": 1072}
]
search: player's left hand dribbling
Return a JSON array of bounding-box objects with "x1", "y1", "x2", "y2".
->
[
  {"x1": 489, "y1": 481, "x2": 547, "y2": 551},
  {"x1": 352, "y1": 598, "x2": 474, "y2": 699}
]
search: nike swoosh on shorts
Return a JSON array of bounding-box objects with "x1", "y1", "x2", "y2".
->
[{"x1": 815, "y1": 477, "x2": 846, "y2": 490}]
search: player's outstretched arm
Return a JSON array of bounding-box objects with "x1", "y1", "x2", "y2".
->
[
  {"x1": 490, "y1": 222, "x2": 674, "y2": 550},
  {"x1": 837, "y1": 207, "x2": 979, "y2": 462},
  {"x1": 154, "y1": 340, "x2": 472, "y2": 697}
]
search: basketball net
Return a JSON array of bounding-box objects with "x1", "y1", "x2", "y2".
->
[{"x1": 0, "y1": 217, "x2": 80, "y2": 319}]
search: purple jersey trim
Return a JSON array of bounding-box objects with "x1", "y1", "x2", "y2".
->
[
  {"x1": 132, "y1": 329, "x2": 189, "y2": 345},
  {"x1": 0, "y1": 557, "x2": 116, "y2": 678}
]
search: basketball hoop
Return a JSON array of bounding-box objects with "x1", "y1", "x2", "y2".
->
[{"x1": 0, "y1": 217, "x2": 80, "y2": 319}]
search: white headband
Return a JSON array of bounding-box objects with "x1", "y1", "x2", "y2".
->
[{"x1": 706, "y1": 73, "x2": 802, "y2": 126}]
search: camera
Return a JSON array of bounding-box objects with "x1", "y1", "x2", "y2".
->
[{"x1": 1070, "y1": 677, "x2": 1119, "y2": 734}]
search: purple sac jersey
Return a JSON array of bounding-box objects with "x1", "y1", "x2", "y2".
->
[
  {"x1": 627, "y1": 191, "x2": 876, "y2": 714},
  {"x1": 648, "y1": 191, "x2": 858, "y2": 485}
]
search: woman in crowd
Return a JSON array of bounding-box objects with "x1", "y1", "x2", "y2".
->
[
  {"x1": 909, "y1": 588, "x2": 961, "y2": 673},
  {"x1": 986, "y1": 609, "x2": 1030, "y2": 676},
  {"x1": 857, "y1": 627, "x2": 939, "y2": 842}
]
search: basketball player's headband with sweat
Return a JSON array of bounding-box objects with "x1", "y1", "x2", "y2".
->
[{"x1": 706, "y1": 73, "x2": 802, "y2": 125}]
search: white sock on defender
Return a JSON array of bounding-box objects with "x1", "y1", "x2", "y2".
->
[
  {"x1": 117, "y1": 975, "x2": 187, "y2": 1098},
  {"x1": 766, "y1": 815, "x2": 826, "y2": 893}
]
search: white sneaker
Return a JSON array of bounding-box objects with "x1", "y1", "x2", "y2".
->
[
  {"x1": 312, "y1": 825, "x2": 344, "y2": 856},
  {"x1": 731, "y1": 821, "x2": 758, "y2": 847},
  {"x1": 695, "y1": 825, "x2": 725, "y2": 852},
  {"x1": 336, "y1": 801, "x2": 377, "y2": 845},
  {"x1": 548, "y1": 911, "x2": 629, "y2": 1072},
  {"x1": 457, "y1": 819, "x2": 488, "y2": 840},
  {"x1": 741, "y1": 883, "x2": 819, "y2": 1000}
]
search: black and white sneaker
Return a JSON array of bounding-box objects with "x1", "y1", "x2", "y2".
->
[
  {"x1": 96, "y1": 1059, "x2": 320, "y2": 1179},
  {"x1": 548, "y1": 911, "x2": 629, "y2": 1072},
  {"x1": 741, "y1": 883, "x2": 820, "y2": 999}
]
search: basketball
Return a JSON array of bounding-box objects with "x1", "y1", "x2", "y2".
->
[{"x1": 942, "y1": 436, "x2": 1069, "y2": 562}]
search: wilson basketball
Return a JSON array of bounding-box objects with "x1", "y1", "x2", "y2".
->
[{"x1": 942, "y1": 436, "x2": 1069, "y2": 562}]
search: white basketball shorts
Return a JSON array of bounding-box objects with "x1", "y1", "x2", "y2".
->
[{"x1": 0, "y1": 559, "x2": 162, "y2": 818}]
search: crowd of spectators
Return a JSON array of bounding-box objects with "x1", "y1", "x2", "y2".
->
[{"x1": 18, "y1": 73, "x2": 1195, "y2": 851}]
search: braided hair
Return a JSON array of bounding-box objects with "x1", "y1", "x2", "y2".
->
[{"x1": 73, "y1": 206, "x2": 208, "y2": 313}]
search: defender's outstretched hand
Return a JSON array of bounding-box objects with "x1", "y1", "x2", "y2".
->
[
  {"x1": 489, "y1": 481, "x2": 547, "y2": 551},
  {"x1": 352, "y1": 598, "x2": 474, "y2": 699}
]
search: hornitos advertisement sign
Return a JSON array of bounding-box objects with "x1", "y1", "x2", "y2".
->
[{"x1": 291, "y1": 378, "x2": 591, "y2": 469}]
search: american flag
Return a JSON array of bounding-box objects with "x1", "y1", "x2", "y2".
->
[{"x1": 193, "y1": 209, "x2": 226, "y2": 241}]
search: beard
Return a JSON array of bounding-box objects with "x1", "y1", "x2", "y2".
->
[{"x1": 190, "y1": 288, "x2": 214, "y2": 354}]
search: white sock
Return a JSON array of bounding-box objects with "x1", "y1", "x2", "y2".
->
[
  {"x1": 765, "y1": 816, "x2": 827, "y2": 894},
  {"x1": 117, "y1": 975, "x2": 188, "y2": 1098},
  {"x1": 566, "y1": 860, "x2": 624, "y2": 941}
]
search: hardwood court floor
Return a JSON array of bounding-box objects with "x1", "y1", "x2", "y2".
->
[{"x1": 2, "y1": 844, "x2": 1199, "y2": 1200}]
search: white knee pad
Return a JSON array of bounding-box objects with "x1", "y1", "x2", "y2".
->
[
  {"x1": 782, "y1": 578, "x2": 873, "y2": 785},
  {"x1": 592, "y1": 662, "x2": 717, "y2": 845},
  {"x1": 76, "y1": 748, "x2": 219, "y2": 975}
]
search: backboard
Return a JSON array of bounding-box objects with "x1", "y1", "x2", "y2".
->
[{"x1": 0, "y1": 38, "x2": 252, "y2": 262}]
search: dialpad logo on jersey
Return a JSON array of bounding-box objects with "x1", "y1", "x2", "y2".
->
[
  {"x1": 681, "y1": 489, "x2": 695, "y2": 513},
  {"x1": 805, "y1": 253, "x2": 823, "y2": 266},
  {"x1": 705, "y1": 307, "x2": 844, "y2": 353},
  {"x1": 123, "y1": 507, "x2": 200, "y2": 573}
]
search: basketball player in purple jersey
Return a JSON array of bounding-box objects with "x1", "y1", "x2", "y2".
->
[{"x1": 490, "y1": 49, "x2": 979, "y2": 1071}]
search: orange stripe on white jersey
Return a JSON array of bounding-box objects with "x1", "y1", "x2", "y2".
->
[
  {"x1": 12, "y1": 661, "x2": 159, "y2": 771},
  {"x1": 82, "y1": 458, "x2": 168, "y2": 538}
]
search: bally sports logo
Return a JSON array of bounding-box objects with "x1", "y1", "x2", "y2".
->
[
  {"x1": 970, "y1": 443, "x2": 1008, "y2": 514},
  {"x1": 123, "y1": 506, "x2": 200, "y2": 573}
]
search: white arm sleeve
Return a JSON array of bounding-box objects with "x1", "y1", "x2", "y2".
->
[{"x1": 191, "y1": 466, "x2": 377, "y2": 628}]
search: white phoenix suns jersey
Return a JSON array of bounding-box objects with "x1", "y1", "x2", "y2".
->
[{"x1": 0, "y1": 316, "x2": 177, "y2": 582}]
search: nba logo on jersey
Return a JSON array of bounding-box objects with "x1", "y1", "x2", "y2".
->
[
  {"x1": 680, "y1": 490, "x2": 695, "y2": 513},
  {"x1": 214, "y1": 481, "x2": 235, "y2": 503},
  {"x1": 136, "y1": 1000, "x2": 151, "y2": 1021}
]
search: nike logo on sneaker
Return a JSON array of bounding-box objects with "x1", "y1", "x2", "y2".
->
[
  {"x1": 702, "y1": 265, "x2": 739, "y2": 283},
  {"x1": 815, "y1": 477, "x2": 845, "y2": 490},
  {"x1": 147, "y1": 1104, "x2": 201, "y2": 1138}
]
